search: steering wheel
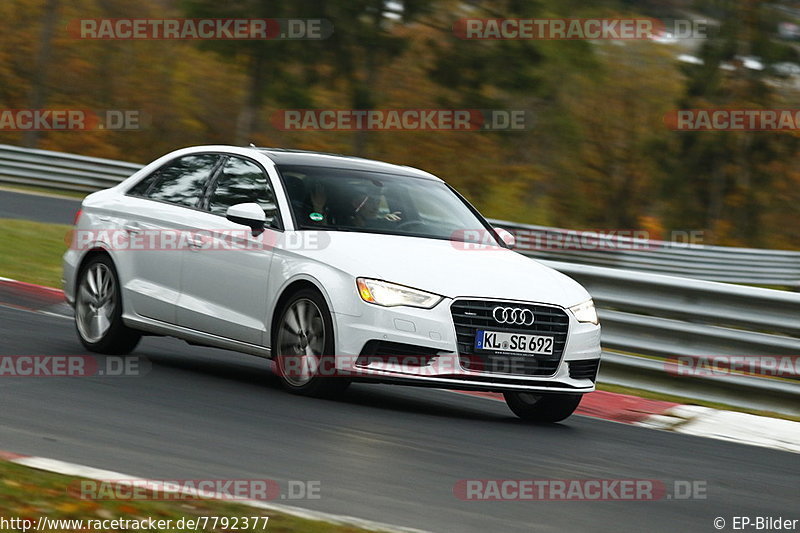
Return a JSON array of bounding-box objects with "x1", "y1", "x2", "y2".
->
[{"x1": 395, "y1": 220, "x2": 427, "y2": 231}]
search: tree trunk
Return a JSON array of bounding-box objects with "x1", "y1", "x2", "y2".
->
[
  {"x1": 235, "y1": 50, "x2": 267, "y2": 146},
  {"x1": 23, "y1": 0, "x2": 60, "y2": 148}
]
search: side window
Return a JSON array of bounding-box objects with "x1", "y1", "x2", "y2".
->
[
  {"x1": 208, "y1": 157, "x2": 280, "y2": 227},
  {"x1": 127, "y1": 172, "x2": 159, "y2": 197},
  {"x1": 145, "y1": 154, "x2": 220, "y2": 208}
]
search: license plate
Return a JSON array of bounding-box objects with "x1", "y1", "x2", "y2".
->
[{"x1": 474, "y1": 330, "x2": 554, "y2": 355}]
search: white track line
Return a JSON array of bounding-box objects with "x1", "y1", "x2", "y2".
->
[
  {"x1": 451, "y1": 390, "x2": 800, "y2": 454},
  {"x1": 636, "y1": 405, "x2": 800, "y2": 454}
]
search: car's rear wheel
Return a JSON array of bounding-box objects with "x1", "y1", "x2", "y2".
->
[
  {"x1": 503, "y1": 392, "x2": 582, "y2": 423},
  {"x1": 75, "y1": 255, "x2": 140, "y2": 354},
  {"x1": 273, "y1": 288, "x2": 349, "y2": 397}
]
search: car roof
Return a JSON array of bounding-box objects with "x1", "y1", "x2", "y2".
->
[{"x1": 254, "y1": 147, "x2": 442, "y2": 182}]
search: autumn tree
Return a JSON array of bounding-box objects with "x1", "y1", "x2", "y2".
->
[{"x1": 664, "y1": 0, "x2": 800, "y2": 246}]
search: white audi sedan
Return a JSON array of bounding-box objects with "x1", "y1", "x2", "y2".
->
[{"x1": 63, "y1": 145, "x2": 601, "y2": 422}]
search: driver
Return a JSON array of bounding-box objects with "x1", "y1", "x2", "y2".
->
[
  {"x1": 349, "y1": 192, "x2": 402, "y2": 227},
  {"x1": 303, "y1": 177, "x2": 330, "y2": 225}
]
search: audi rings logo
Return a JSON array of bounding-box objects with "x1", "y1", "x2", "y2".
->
[{"x1": 492, "y1": 307, "x2": 535, "y2": 326}]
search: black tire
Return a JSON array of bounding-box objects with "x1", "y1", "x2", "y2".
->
[
  {"x1": 272, "y1": 288, "x2": 349, "y2": 397},
  {"x1": 503, "y1": 392, "x2": 582, "y2": 423},
  {"x1": 74, "y1": 255, "x2": 141, "y2": 355}
]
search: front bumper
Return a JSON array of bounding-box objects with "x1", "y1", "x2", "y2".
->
[{"x1": 333, "y1": 297, "x2": 601, "y2": 394}]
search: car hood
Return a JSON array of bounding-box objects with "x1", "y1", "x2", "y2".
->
[{"x1": 298, "y1": 231, "x2": 591, "y2": 308}]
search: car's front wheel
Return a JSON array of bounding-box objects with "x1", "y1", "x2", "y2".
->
[
  {"x1": 503, "y1": 392, "x2": 582, "y2": 423},
  {"x1": 273, "y1": 288, "x2": 349, "y2": 397},
  {"x1": 74, "y1": 255, "x2": 140, "y2": 354}
]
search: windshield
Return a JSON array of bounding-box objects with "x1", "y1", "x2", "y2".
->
[{"x1": 277, "y1": 165, "x2": 497, "y2": 242}]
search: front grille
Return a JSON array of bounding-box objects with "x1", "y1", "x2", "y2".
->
[
  {"x1": 451, "y1": 300, "x2": 570, "y2": 377},
  {"x1": 356, "y1": 340, "x2": 440, "y2": 367},
  {"x1": 568, "y1": 359, "x2": 601, "y2": 381}
]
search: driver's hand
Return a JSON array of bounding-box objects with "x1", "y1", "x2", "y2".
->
[
  {"x1": 384, "y1": 211, "x2": 402, "y2": 222},
  {"x1": 311, "y1": 184, "x2": 326, "y2": 212}
]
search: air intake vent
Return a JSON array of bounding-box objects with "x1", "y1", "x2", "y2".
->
[{"x1": 450, "y1": 300, "x2": 569, "y2": 377}]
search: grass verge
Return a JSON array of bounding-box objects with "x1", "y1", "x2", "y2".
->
[
  {"x1": 0, "y1": 218, "x2": 71, "y2": 287},
  {"x1": 0, "y1": 460, "x2": 372, "y2": 533}
]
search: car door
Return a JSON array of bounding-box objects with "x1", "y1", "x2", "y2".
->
[
  {"x1": 175, "y1": 155, "x2": 279, "y2": 345},
  {"x1": 119, "y1": 153, "x2": 222, "y2": 324}
]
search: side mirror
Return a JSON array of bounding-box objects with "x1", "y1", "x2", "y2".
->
[
  {"x1": 226, "y1": 203, "x2": 266, "y2": 233},
  {"x1": 494, "y1": 227, "x2": 516, "y2": 249}
]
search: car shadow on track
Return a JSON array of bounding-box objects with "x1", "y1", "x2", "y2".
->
[
  {"x1": 138, "y1": 345, "x2": 577, "y2": 430},
  {"x1": 338, "y1": 386, "x2": 578, "y2": 430}
]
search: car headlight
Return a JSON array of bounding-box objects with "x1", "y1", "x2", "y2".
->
[
  {"x1": 569, "y1": 299, "x2": 599, "y2": 325},
  {"x1": 356, "y1": 278, "x2": 443, "y2": 309}
]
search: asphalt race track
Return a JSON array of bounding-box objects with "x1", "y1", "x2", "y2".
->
[
  {"x1": 1, "y1": 304, "x2": 798, "y2": 532},
  {"x1": 0, "y1": 189, "x2": 81, "y2": 225},
  {"x1": 1, "y1": 190, "x2": 798, "y2": 532}
]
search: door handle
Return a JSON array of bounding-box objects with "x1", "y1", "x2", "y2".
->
[
  {"x1": 186, "y1": 238, "x2": 203, "y2": 250},
  {"x1": 123, "y1": 223, "x2": 142, "y2": 235}
]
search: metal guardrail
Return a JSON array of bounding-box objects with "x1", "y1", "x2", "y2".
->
[
  {"x1": 599, "y1": 352, "x2": 800, "y2": 416},
  {"x1": 0, "y1": 144, "x2": 141, "y2": 193},
  {"x1": 542, "y1": 260, "x2": 800, "y2": 416},
  {"x1": 1, "y1": 144, "x2": 798, "y2": 414},
  {"x1": 491, "y1": 218, "x2": 800, "y2": 288}
]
